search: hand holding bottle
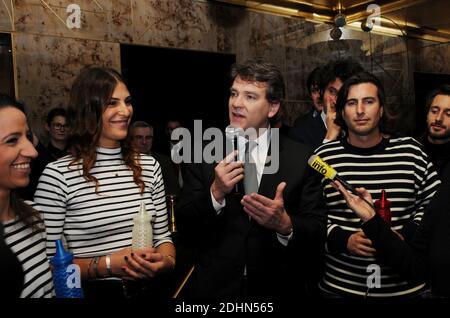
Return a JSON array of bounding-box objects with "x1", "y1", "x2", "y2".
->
[
  {"x1": 122, "y1": 247, "x2": 175, "y2": 279},
  {"x1": 107, "y1": 247, "x2": 163, "y2": 280}
]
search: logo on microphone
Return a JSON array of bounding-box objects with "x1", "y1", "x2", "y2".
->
[{"x1": 310, "y1": 159, "x2": 328, "y2": 176}]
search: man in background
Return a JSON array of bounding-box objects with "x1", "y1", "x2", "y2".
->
[
  {"x1": 419, "y1": 85, "x2": 450, "y2": 180},
  {"x1": 290, "y1": 59, "x2": 363, "y2": 149},
  {"x1": 22, "y1": 107, "x2": 68, "y2": 199},
  {"x1": 129, "y1": 120, "x2": 180, "y2": 196}
]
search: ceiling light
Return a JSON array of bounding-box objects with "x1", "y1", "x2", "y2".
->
[{"x1": 334, "y1": 13, "x2": 346, "y2": 27}]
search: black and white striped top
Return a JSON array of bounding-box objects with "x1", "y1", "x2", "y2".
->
[
  {"x1": 2, "y1": 216, "x2": 54, "y2": 298},
  {"x1": 315, "y1": 137, "x2": 441, "y2": 297},
  {"x1": 33, "y1": 147, "x2": 172, "y2": 258}
]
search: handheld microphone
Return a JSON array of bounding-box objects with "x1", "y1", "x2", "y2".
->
[
  {"x1": 225, "y1": 125, "x2": 244, "y2": 195},
  {"x1": 308, "y1": 155, "x2": 374, "y2": 208}
]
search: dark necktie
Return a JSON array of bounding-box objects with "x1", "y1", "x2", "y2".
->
[{"x1": 244, "y1": 140, "x2": 258, "y2": 195}]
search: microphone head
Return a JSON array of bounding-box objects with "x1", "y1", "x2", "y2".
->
[
  {"x1": 308, "y1": 154, "x2": 337, "y2": 180},
  {"x1": 225, "y1": 124, "x2": 243, "y2": 140}
]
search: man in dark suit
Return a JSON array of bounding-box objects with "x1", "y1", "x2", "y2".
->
[
  {"x1": 176, "y1": 59, "x2": 327, "y2": 298},
  {"x1": 290, "y1": 67, "x2": 325, "y2": 149},
  {"x1": 290, "y1": 59, "x2": 364, "y2": 150}
]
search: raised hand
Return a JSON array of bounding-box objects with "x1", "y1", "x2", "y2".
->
[
  {"x1": 241, "y1": 182, "x2": 292, "y2": 235},
  {"x1": 332, "y1": 180, "x2": 376, "y2": 222},
  {"x1": 324, "y1": 107, "x2": 341, "y2": 141}
]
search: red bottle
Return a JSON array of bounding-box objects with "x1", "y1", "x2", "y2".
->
[{"x1": 374, "y1": 190, "x2": 391, "y2": 225}]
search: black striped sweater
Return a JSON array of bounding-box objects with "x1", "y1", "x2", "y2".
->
[{"x1": 315, "y1": 137, "x2": 440, "y2": 297}]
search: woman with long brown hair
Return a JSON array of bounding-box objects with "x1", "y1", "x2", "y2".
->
[
  {"x1": 34, "y1": 67, "x2": 175, "y2": 298},
  {"x1": 0, "y1": 94, "x2": 54, "y2": 298}
]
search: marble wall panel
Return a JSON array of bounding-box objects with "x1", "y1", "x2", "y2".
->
[
  {"x1": 131, "y1": 0, "x2": 216, "y2": 51},
  {"x1": 0, "y1": 0, "x2": 14, "y2": 31},
  {"x1": 214, "y1": 4, "x2": 243, "y2": 53},
  {"x1": 174, "y1": 0, "x2": 216, "y2": 51},
  {"x1": 14, "y1": 0, "x2": 133, "y2": 43},
  {"x1": 5, "y1": 0, "x2": 449, "y2": 131},
  {"x1": 417, "y1": 43, "x2": 450, "y2": 74},
  {"x1": 15, "y1": 32, "x2": 120, "y2": 139}
]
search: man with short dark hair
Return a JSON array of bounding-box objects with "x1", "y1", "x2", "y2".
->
[
  {"x1": 177, "y1": 59, "x2": 326, "y2": 297},
  {"x1": 315, "y1": 71, "x2": 440, "y2": 298},
  {"x1": 290, "y1": 59, "x2": 364, "y2": 149},
  {"x1": 308, "y1": 66, "x2": 324, "y2": 115},
  {"x1": 130, "y1": 120, "x2": 154, "y2": 154},
  {"x1": 419, "y1": 85, "x2": 450, "y2": 179},
  {"x1": 290, "y1": 67, "x2": 323, "y2": 145},
  {"x1": 22, "y1": 108, "x2": 68, "y2": 199},
  {"x1": 128, "y1": 120, "x2": 180, "y2": 196},
  {"x1": 295, "y1": 66, "x2": 323, "y2": 123}
]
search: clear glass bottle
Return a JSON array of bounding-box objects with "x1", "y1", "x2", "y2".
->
[{"x1": 132, "y1": 202, "x2": 153, "y2": 251}]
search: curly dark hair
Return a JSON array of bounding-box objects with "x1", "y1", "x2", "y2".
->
[
  {"x1": 319, "y1": 58, "x2": 364, "y2": 98},
  {"x1": 66, "y1": 66, "x2": 145, "y2": 193},
  {"x1": 0, "y1": 94, "x2": 40, "y2": 227}
]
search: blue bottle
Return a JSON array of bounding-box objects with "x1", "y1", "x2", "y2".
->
[{"x1": 50, "y1": 240, "x2": 84, "y2": 298}]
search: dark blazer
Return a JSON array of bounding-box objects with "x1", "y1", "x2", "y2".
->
[
  {"x1": 176, "y1": 133, "x2": 327, "y2": 297},
  {"x1": 418, "y1": 134, "x2": 450, "y2": 179},
  {"x1": 362, "y1": 165, "x2": 450, "y2": 297},
  {"x1": 290, "y1": 111, "x2": 327, "y2": 150}
]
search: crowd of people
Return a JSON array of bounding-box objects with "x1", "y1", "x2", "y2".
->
[{"x1": 0, "y1": 57, "x2": 449, "y2": 299}]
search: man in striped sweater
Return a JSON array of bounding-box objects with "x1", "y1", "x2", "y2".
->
[{"x1": 315, "y1": 71, "x2": 441, "y2": 298}]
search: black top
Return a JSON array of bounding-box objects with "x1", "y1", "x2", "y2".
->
[
  {"x1": 289, "y1": 110, "x2": 327, "y2": 150},
  {"x1": 21, "y1": 142, "x2": 67, "y2": 200},
  {"x1": 419, "y1": 135, "x2": 450, "y2": 179},
  {"x1": 362, "y1": 164, "x2": 450, "y2": 297},
  {"x1": 0, "y1": 222, "x2": 24, "y2": 298}
]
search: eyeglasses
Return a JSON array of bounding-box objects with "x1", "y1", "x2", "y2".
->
[
  {"x1": 133, "y1": 135, "x2": 153, "y2": 141},
  {"x1": 310, "y1": 85, "x2": 320, "y2": 93},
  {"x1": 51, "y1": 123, "x2": 66, "y2": 130}
]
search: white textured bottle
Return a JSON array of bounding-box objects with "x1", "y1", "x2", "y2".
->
[{"x1": 132, "y1": 202, "x2": 153, "y2": 251}]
